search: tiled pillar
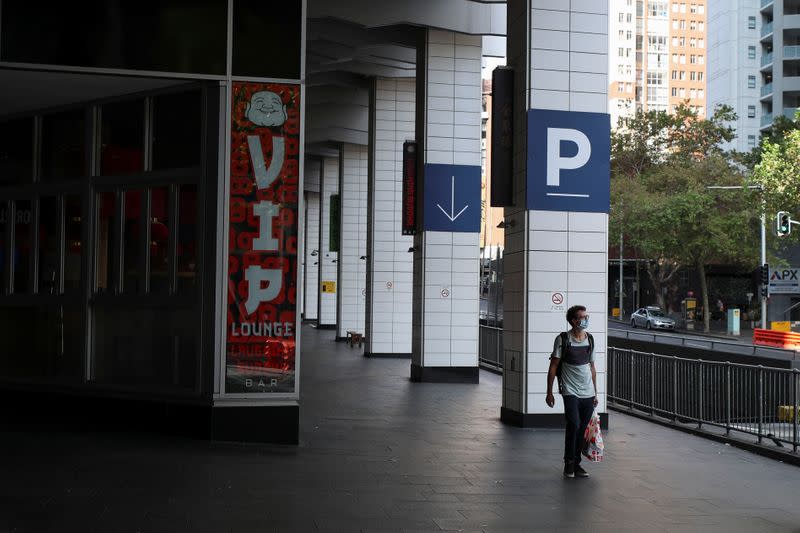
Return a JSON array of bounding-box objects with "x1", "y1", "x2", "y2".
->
[
  {"x1": 365, "y1": 77, "x2": 416, "y2": 357},
  {"x1": 411, "y1": 29, "x2": 483, "y2": 383},
  {"x1": 336, "y1": 143, "x2": 369, "y2": 339},
  {"x1": 502, "y1": 0, "x2": 610, "y2": 427},
  {"x1": 303, "y1": 191, "x2": 320, "y2": 321},
  {"x1": 318, "y1": 156, "x2": 339, "y2": 329}
]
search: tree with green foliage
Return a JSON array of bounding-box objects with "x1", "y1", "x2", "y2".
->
[
  {"x1": 611, "y1": 104, "x2": 761, "y2": 332},
  {"x1": 751, "y1": 119, "x2": 800, "y2": 246}
]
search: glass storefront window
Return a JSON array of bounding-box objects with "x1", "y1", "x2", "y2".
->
[
  {"x1": 149, "y1": 187, "x2": 170, "y2": 294},
  {"x1": 92, "y1": 307, "x2": 196, "y2": 389},
  {"x1": 0, "y1": 201, "x2": 7, "y2": 292},
  {"x1": 151, "y1": 90, "x2": 202, "y2": 170},
  {"x1": 123, "y1": 190, "x2": 143, "y2": 294},
  {"x1": 1, "y1": 1, "x2": 227, "y2": 75},
  {"x1": 38, "y1": 196, "x2": 60, "y2": 294},
  {"x1": 41, "y1": 110, "x2": 86, "y2": 181},
  {"x1": 13, "y1": 200, "x2": 32, "y2": 293},
  {"x1": 100, "y1": 100, "x2": 145, "y2": 176},
  {"x1": 95, "y1": 192, "x2": 117, "y2": 294},
  {"x1": 64, "y1": 196, "x2": 82, "y2": 292},
  {"x1": 0, "y1": 305, "x2": 83, "y2": 381},
  {"x1": 177, "y1": 184, "x2": 198, "y2": 293},
  {"x1": 233, "y1": 0, "x2": 302, "y2": 80},
  {"x1": 0, "y1": 118, "x2": 34, "y2": 185}
]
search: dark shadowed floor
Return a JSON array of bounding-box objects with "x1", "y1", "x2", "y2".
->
[{"x1": 2, "y1": 325, "x2": 800, "y2": 532}]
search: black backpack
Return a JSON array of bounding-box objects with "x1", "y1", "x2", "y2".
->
[{"x1": 554, "y1": 331, "x2": 594, "y2": 393}]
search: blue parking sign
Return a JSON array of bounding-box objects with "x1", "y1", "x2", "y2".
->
[
  {"x1": 423, "y1": 163, "x2": 481, "y2": 233},
  {"x1": 527, "y1": 109, "x2": 610, "y2": 213}
]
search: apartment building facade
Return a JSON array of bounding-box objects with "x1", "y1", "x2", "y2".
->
[{"x1": 609, "y1": 0, "x2": 708, "y2": 127}]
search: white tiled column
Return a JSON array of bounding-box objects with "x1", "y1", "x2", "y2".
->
[
  {"x1": 502, "y1": 0, "x2": 609, "y2": 427},
  {"x1": 336, "y1": 143, "x2": 369, "y2": 339},
  {"x1": 411, "y1": 29, "x2": 482, "y2": 383},
  {"x1": 365, "y1": 77, "x2": 416, "y2": 357},
  {"x1": 318, "y1": 156, "x2": 339, "y2": 328},
  {"x1": 303, "y1": 158, "x2": 321, "y2": 322},
  {"x1": 303, "y1": 191, "x2": 320, "y2": 321}
]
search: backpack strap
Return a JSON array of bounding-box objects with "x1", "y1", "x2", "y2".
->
[
  {"x1": 588, "y1": 333, "x2": 594, "y2": 355},
  {"x1": 559, "y1": 332, "x2": 569, "y2": 356}
]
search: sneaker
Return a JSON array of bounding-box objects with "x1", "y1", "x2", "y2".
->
[
  {"x1": 574, "y1": 465, "x2": 589, "y2": 478},
  {"x1": 563, "y1": 463, "x2": 575, "y2": 478}
]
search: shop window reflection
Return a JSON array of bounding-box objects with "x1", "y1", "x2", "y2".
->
[
  {"x1": 64, "y1": 196, "x2": 82, "y2": 292},
  {"x1": 151, "y1": 90, "x2": 202, "y2": 170},
  {"x1": 95, "y1": 192, "x2": 117, "y2": 294},
  {"x1": 0, "y1": 118, "x2": 34, "y2": 185},
  {"x1": 0, "y1": 202, "x2": 7, "y2": 292},
  {"x1": 92, "y1": 307, "x2": 196, "y2": 389},
  {"x1": 41, "y1": 110, "x2": 86, "y2": 181},
  {"x1": 149, "y1": 187, "x2": 170, "y2": 294},
  {"x1": 0, "y1": 306, "x2": 82, "y2": 381},
  {"x1": 38, "y1": 196, "x2": 59, "y2": 294},
  {"x1": 100, "y1": 100, "x2": 145, "y2": 176},
  {"x1": 123, "y1": 190, "x2": 143, "y2": 294},
  {"x1": 13, "y1": 200, "x2": 32, "y2": 293},
  {"x1": 177, "y1": 184, "x2": 198, "y2": 292}
]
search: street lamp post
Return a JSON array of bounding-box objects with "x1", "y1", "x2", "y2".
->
[{"x1": 707, "y1": 185, "x2": 767, "y2": 330}]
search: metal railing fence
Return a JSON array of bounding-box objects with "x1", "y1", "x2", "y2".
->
[
  {"x1": 479, "y1": 325, "x2": 503, "y2": 370},
  {"x1": 608, "y1": 347, "x2": 800, "y2": 452}
]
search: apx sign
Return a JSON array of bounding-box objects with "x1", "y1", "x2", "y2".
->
[
  {"x1": 527, "y1": 109, "x2": 610, "y2": 213},
  {"x1": 769, "y1": 267, "x2": 800, "y2": 294},
  {"x1": 423, "y1": 163, "x2": 481, "y2": 233}
]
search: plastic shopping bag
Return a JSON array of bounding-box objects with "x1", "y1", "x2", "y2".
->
[{"x1": 582, "y1": 410, "x2": 604, "y2": 462}]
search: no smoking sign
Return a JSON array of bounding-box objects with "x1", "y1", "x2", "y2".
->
[{"x1": 551, "y1": 292, "x2": 565, "y2": 312}]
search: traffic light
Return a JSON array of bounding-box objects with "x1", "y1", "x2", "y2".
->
[
  {"x1": 777, "y1": 211, "x2": 791, "y2": 237},
  {"x1": 761, "y1": 263, "x2": 770, "y2": 297}
]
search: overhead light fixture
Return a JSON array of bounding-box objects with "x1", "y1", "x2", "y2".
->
[
  {"x1": 310, "y1": 250, "x2": 318, "y2": 257},
  {"x1": 408, "y1": 246, "x2": 418, "y2": 253},
  {"x1": 359, "y1": 255, "x2": 368, "y2": 260}
]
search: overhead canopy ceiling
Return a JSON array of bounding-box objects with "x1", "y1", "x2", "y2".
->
[{"x1": 0, "y1": 68, "x2": 189, "y2": 117}]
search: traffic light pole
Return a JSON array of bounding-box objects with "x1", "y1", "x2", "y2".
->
[{"x1": 707, "y1": 185, "x2": 768, "y2": 329}]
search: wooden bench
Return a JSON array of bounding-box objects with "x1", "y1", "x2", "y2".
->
[{"x1": 346, "y1": 331, "x2": 364, "y2": 348}]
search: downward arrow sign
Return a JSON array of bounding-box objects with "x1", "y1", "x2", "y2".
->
[{"x1": 436, "y1": 176, "x2": 469, "y2": 222}]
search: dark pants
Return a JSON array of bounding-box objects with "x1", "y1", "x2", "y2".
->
[{"x1": 563, "y1": 395, "x2": 594, "y2": 465}]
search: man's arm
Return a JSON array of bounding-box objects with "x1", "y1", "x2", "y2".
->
[
  {"x1": 545, "y1": 357, "x2": 559, "y2": 407},
  {"x1": 590, "y1": 361, "x2": 598, "y2": 406}
]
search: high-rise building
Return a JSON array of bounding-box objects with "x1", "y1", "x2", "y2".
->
[
  {"x1": 708, "y1": 0, "x2": 762, "y2": 153},
  {"x1": 756, "y1": 1, "x2": 800, "y2": 133},
  {"x1": 609, "y1": 0, "x2": 708, "y2": 127}
]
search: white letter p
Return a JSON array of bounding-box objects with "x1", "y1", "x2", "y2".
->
[{"x1": 546, "y1": 128, "x2": 591, "y2": 187}]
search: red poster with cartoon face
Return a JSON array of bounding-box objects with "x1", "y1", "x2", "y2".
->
[{"x1": 226, "y1": 82, "x2": 300, "y2": 394}]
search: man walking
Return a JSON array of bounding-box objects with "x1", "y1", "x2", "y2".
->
[{"x1": 546, "y1": 305, "x2": 598, "y2": 478}]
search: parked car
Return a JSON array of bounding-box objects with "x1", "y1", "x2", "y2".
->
[{"x1": 631, "y1": 307, "x2": 676, "y2": 330}]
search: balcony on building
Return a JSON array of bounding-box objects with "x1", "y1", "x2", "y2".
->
[
  {"x1": 761, "y1": 20, "x2": 774, "y2": 41},
  {"x1": 761, "y1": 50, "x2": 774, "y2": 71},
  {"x1": 761, "y1": 0, "x2": 774, "y2": 14},
  {"x1": 761, "y1": 81, "x2": 774, "y2": 100}
]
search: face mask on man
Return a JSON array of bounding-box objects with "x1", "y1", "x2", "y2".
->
[{"x1": 578, "y1": 318, "x2": 589, "y2": 330}]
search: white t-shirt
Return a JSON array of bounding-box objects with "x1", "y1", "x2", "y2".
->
[{"x1": 551, "y1": 331, "x2": 595, "y2": 398}]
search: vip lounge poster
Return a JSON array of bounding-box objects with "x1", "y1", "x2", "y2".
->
[{"x1": 226, "y1": 82, "x2": 300, "y2": 394}]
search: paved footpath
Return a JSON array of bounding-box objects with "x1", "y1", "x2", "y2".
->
[{"x1": 2, "y1": 326, "x2": 800, "y2": 532}]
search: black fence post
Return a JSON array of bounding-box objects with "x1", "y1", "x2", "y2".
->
[
  {"x1": 758, "y1": 366, "x2": 764, "y2": 445},
  {"x1": 650, "y1": 353, "x2": 655, "y2": 416},
  {"x1": 726, "y1": 362, "x2": 731, "y2": 437},
  {"x1": 793, "y1": 368, "x2": 798, "y2": 454},
  {"x1": 698, "y1": 361, "x2": 704, "y2": 429},
  {"x1": 672, "y1": 356, "x2": 678, "y2": 422}
]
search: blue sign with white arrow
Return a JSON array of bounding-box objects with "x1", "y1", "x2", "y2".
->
[
  {"x1": 527, "y1": 109, "x2": 611, "y2": 213},
  {"x1": 423, "y1": 163, "x2": 481, "y2": 233}
]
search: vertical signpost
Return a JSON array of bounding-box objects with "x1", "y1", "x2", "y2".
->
[
  {"x1": 226, "y1": 82, "x2": 301, "y2": 394},
  {"x1": 402, "y1": 141, "x2": 418, "y2": 235}
]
